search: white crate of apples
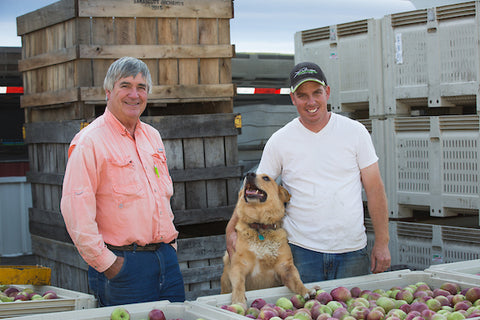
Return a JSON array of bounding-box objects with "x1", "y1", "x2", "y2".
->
[
  {"x1": 0, "y1": 285, "x2": 58, "y2": 302},
  {"x1": 7, "y1": 300, "x2": 247, "y2": 320},
  {"x1": 215, "y1": 271, "x2": 480, "y2": 320}
]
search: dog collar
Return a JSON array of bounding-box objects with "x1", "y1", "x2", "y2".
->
[{"x1": 248, "y1": 223, "x2": 278, "y2": 241}]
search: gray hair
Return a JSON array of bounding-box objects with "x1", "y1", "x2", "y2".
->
[{"x1": 103, "y1": 57, "x2": 152, "y2": 93}]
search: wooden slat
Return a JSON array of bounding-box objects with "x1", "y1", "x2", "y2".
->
[
  {"x1": 78, "y1": 44, "x2": 234, "y2": 59},
  {"x1": 173, "y1": 205, "x2": 234, "y2": 226},
  {"x1": 20, "y1": 88, "x2": 79, "y2": 108},
  {"x1": 16, "y1": 0, "x2": 76, "y2": 36},
  {"x1": 78, "y1": 0, "x2": 233, "y2": 19},
  {"x1": 180, "y1": 264, "x2": 224, "y2": 283},
  {"x1": 31, "y1": 235, "x2": 88, "y2": 270},
  {"x1": 81, "y1": 84, "x2": 234, "y2": 104},
  {"x1": 25, "y1": 121, "x2": 83, "y2": 143},
  {"x1": 176, "y1": 235, "x2": 226, "y2": 261},
  {"x1": 21, "y1": 84, "x2": 234, "y2": 107},
  {"x1": 27, "y1": 172, "x2": 64, "y2": 186},
  {"x1": 144, "y1": 113, "x2": 237, "y2": 139},
  {"x1": 170, "y1": 166, "x2": 242, "y2": 182}
]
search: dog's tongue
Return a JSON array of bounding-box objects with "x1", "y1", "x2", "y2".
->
[{"x1": 246, "y1": 189, "x2": 262, "y2": 197}]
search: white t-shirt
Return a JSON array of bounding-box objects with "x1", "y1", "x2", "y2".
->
[{"x1": 256, "y1": 113, "x2": 378, "y2": 253}]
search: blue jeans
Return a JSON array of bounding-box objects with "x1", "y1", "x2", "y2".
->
[
  {"x1": 289, "y1": 244, "x2": 370, "y2": 283},
  {"x1": 88, "y1": 243, "x2": 185, "y2": 307}
]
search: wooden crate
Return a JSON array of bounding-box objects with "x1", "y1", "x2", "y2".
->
[
  {"x1": 16, "y1": 0, "x2": 235, "y2": 121},
  {"x1": 25, "y1": 114, "x2": 240, "y2": 232}
]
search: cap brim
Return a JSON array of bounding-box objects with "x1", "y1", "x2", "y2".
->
[{"x1": 290, "y1": 78, "x2": 326, "y2": 93}]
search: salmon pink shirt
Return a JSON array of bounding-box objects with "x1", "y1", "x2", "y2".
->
[{"x1": 60, "y1": 109, "x2": 178, "y2": 272}]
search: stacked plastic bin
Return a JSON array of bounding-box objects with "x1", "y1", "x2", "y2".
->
[{"x1": 295, "y1": 0, "x2": 480, "y2": 270}]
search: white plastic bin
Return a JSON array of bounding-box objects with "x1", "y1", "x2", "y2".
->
[
  {"x1": 8, "y1": 300, "x2": 246, "y2": 320},
  {"x1": 0, "y1": 176, "x2": 32, "y2": 256}
]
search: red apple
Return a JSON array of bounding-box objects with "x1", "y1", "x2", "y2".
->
[
  {"x1": 148, "y1": 309, "x2": 166, "y2": 320},
  {"x1": 331, "y1": 287, "x2": 352, "y2": 302}
]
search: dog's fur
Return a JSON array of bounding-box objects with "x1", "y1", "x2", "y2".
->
[{"x1": 221, "y1": 172, "x2": 313, "y2": 305}]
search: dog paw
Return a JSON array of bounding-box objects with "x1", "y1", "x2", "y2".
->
[{"x1": 305, "y1": 288, "x2": 317, "y2": 299}]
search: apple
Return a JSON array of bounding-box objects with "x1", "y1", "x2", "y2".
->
[
  {"x1": 0, "y1": 295, "x2": 14, "y2": 302},
  {"x1": 293, "y1": 308, "x2": 312, "y2": 320},
  {"x1": 276, "y1": 296, "x2": 294, "y2": 310},
  {"x1": 258, "y1": 306, "x2": 279, "y2": 320},
  {"x1": 14, "y1": 293, "x2": 28, "y2": 301},
  {"x1": 4, "y1": 287, "x2": 19, "y2": 297},
  {"x1": 367, "y1": 308, "x2": 385, "y2": 320},
  {"x1": 453, "y1": 301, "x2": 472, "y2": 312},
  {"x1": 148, "y1": 309, "x2": 166, "y2": 320},
  {"x1": 386, "y1": 309, "x2": 407, "y2": 320},
  {"x1": 396, "y1": 290, "x2": 414, "y2": 304},
  {"x1": 251, "y1": 298, "x2": 267, "y2": 310},
  {"x1": 421, "y1": 309, "x2": 437, "y2": 320},
  {"x1": 425, "y1": 297, "x2": 442, "y2": 311},
  {"x1": 316, "y1": 291, "x2": 333, "y2": 304},
  {"x1": 411, "y1": 301, "x2": 429, "y2": 314},
  {"x1": 304, "y1": 299, "x2": 321, "y2": 310},
  {"x1": 405, "y1": 311, "x2": 422, "y2": 320},
  {"x1": 110, "y1": 307, "x2": 130, "y2": 320},
  {"x1": 446, "y1": 311, "x2": 466, "y2": 320},
  {"x1": 327, "y1": 300, "x2": 344, "y2": 312},
  {"x1": 416, "y1": 284, "x2": 432, "y2": 292},
  {"x1": 292, "y1": 293, "x2": 307, "y2": 309},
  {"x1": 441, "y1": 283, "x2": 461, "y2": 296},
  {"x1": 333, "y1": 307, "x2": 350, "y2": 320},
  {"x1": 351, "y1": 287, "x2": 363, "y2": 298},
  {"x1": 465, "y1": 288, "x2": 480, "y2": 303},
  {"x1": 246, "y1": 306, "x2": 260, "y2": 318},
  {"x1": 331, "y1": 287, "x2": 353, "y2": 302},
  {"x1": 376, "y1": 297, "x2": 396, "y2": 313},
  {"x1": 231, "y1": 303, "x2": 246, "y2": 315},
  {"x1": 316, "y1": 313, "x2": 332, "y2": 320},
  {"x1": 350, "y1": 305, "x2": 370, "y2": 320},
  {"x1": 42, "y1": 290, "x2": 58, "y2": 299},
  {"x1": 434, "y1": 289, "x2": 452, "y2": 298},
  {"x1": 452, "y1": 295, "x2": 466, "y2": 306},
  {"x1": 369, "y1": 293, "x2": 383, "y2": 301},
  {"x1": 317, "y1": 304, "x2": 333, "y2": 315},
  {"x1": 435, "y1": 295, "x2": 451, "y2": 307},
  {"x1": 274, "y1": 305, "x2": 288, "y2": 318},
  {"x1": 309, "y1": 302, "x2": 324, "y2": 319}
]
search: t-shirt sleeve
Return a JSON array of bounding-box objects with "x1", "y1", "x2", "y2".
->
[{"x1": 356, "y1": 123, "x2": 379, "y2": 169}]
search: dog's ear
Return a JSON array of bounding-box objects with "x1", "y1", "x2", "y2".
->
[{"x1": 278, "y1": 185, "x2": 291, "y2": 205}]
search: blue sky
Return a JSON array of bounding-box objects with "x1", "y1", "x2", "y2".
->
[{"x1": 0, "y1": 0, "x2": 416, "y2": 53}]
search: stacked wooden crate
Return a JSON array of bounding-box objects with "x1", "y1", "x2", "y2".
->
[{"x1": 17, "y1": 0, "x2": 238, "y2": 300}]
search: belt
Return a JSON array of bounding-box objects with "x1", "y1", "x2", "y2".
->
[{"x1": 106, "y1": 240, "x2": 175, "y2": 252}]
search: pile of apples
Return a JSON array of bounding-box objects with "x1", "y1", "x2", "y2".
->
[
  {"x1": 220, "y1": 282, "x2": 480, "y2": 320},
  {"x1": 110, "y1": 307, "x2": 207, "y2": 320},
  {"x1": 0, "y1": 285, "x2": 58, "y2": 302}
]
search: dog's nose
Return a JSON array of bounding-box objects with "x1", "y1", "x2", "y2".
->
[{"x1": 245, "y1": 172, "x2": 256, "y2": 183}]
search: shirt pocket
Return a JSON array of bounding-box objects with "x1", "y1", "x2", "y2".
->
[
  {"x1": 107, "y1": 157, "x2": 144, "y2": 204},
  {"x1": 152, "y1": 151, "x2": 173, "y2": 197}
]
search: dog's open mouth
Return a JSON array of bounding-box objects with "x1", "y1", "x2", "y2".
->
[{"x1": 244, "y1": 182, "x2": 267, "y2": 203}]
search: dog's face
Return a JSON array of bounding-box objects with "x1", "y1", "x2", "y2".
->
[{"x1": 236, "y1": 172, "x2": 291, "y2": 224}]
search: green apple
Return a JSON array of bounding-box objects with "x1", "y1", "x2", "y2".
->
[
  {"x1": 110, "y1": 306, "x2": 130, "y2": 320},
  {"x1": 276, "y1": 296, "x2": 294, "y2": 310}
]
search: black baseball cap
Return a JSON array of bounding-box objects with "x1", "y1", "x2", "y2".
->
[{"x1": 289, "y1": 62, "x2": 328, "y2": 93}]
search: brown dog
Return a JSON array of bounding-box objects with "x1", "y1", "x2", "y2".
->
[{"x1": 221, "y1": 172, "x2": 314, "y2": 305}]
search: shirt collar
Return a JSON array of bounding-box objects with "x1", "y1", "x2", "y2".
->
[{"x1": 104, "y1": 108, "x2": 142, "y2": 137}]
